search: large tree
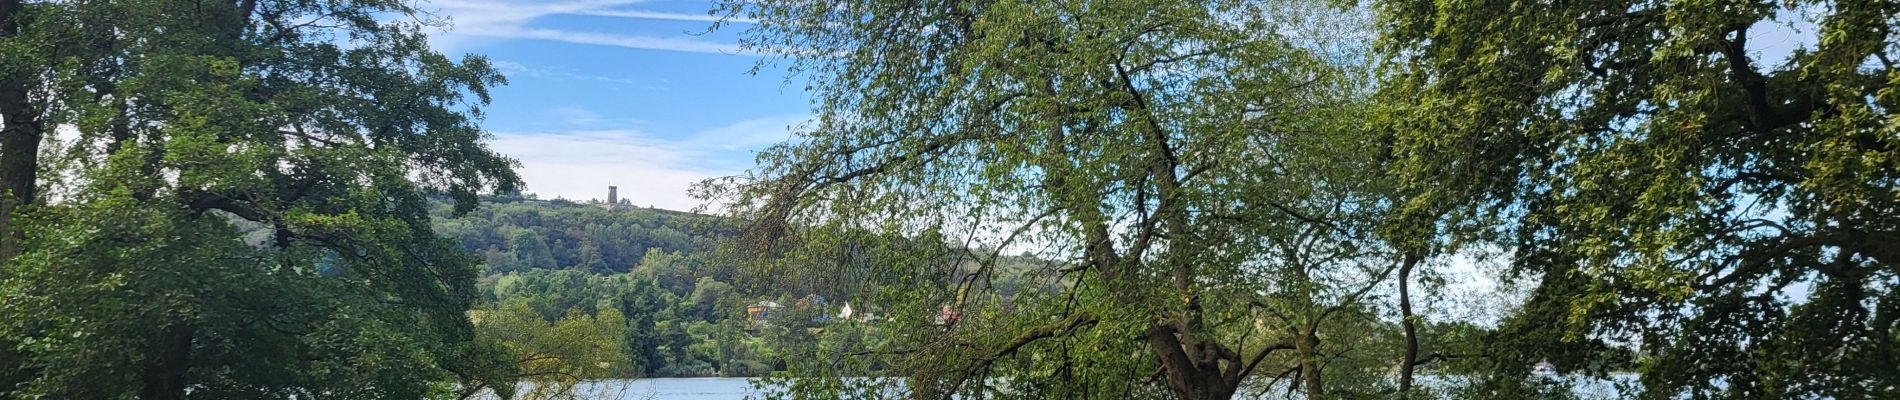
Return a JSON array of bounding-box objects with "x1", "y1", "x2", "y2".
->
[
  {"x1": 0, "y1": 0, "x2": 43, "y2": 267},
  {"x1": 709, "y1": 1, "x2": 1406, "y2": 399},
  {"x1": 0, "y1": 0, "x2": 519, "y2": 398},
  {"x1": 1376, "y1": 0, "x2": 1898, "y2": 397}
]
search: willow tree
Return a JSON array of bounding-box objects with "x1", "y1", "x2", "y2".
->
[
  {"x1": 707, "y1": 1, "x2": 1403, "y2": 399},
  {"x1": 1376, "y1": 0, "x2": 1898, "y2": 397},
  {"x1": 0, "y1": 0, "x2": 518, "y2": 398}
]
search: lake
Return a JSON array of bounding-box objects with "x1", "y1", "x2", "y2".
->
[
  {"x1": 526, "y1": 375, "x2": 1638, "y2": 399},
  {"x1": 534, "y1": 378, "x2": 763, "y2": 400}
]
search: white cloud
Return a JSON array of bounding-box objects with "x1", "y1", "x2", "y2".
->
[
  {"x1": 491, "y1": 60, "x2": 649, "y2": 86},
  {"x1": 546, "y1": 106, "x2": 609, "y2": 126},
  {"x1": 423, "y1": 0, "x2": 753, "y2": 54},
  {"x1": 486, "y1": 114, "x2": 806, "y2": 211},
  {"x1": 476, "y1": 27, "x2": 750, "y2": 55},
  {"x1": 686, "y1": 114, "x2": 806, "y2": 152},
  {"x1": 488, "y1": 129, "x2": 709, "y2": 210},
  {"x1": 580, "y1": 9, "x2": 757, "y2": 24}
]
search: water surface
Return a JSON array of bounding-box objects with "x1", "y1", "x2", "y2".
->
[
  {"x1": 554, "y1": 375, "x2": 1638, "y2": 399},
  {"x1": 544, "y1": 378, "x2": 761, "y2": 400}
]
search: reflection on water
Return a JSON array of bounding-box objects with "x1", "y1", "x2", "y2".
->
[
  {"x1": 531, "y1": 378, "x2": 762, "y2": 400},
  {"x1": 518, "y1": 374, "x2": 1641, "y2": 399}
]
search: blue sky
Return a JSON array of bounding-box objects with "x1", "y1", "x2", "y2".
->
[{"x1": 424, "y1": 0, "x2": 810, "y2": 210}]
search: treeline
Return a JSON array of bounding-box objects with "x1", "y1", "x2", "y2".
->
[
  {"x1": 431, "y1": 198, "x2": 724, "y2": 276},
  {"x1": 429, "y1": 196, "x2": 1104, "y2": 382},
  {"x1": 427, "y1": 198, "x2": 760, "y2": 379},
  {"x1": 425, "y1": 197, "x2": 899, "y2": 381},
  {"x1": 432, "y1": 196, "x2": 1644, "y2": 387}
]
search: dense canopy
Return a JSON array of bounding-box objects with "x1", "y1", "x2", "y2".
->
[
  {"x1": 1376, "y1": 0, "x2": 1898, "y2": 397},
  {"x1": 713, "y1": 0, "x2": 1898, "y2": 399},
  {"x1": 709, "y1": 0, "x2": 1422, "y2": 399},
  {"x1": 0, "y1": 0, "x2": 519, "y2": 397}
]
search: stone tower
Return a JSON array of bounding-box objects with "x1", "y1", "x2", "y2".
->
[{"x1": 607, "y1": 185, "x2": 618, "y2": 207}]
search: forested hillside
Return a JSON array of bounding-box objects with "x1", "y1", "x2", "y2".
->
[
  {"x1": 432, "y1": 197, "x2": 725, "y2": 277},
  {"x1": 424, "y1": 196, "x2": 1078, "y2": 382},
  {"x1": 427, "y1": 197, "x2": 756, "y2": 379}
]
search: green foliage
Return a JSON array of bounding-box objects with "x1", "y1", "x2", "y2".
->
[
  {"x1": 1, "y1": 0, "x2": 1882, "y2": 398},
  {"x1": 708, "y1": 0, "x2": 1417, "y2": 398},
  {"x1": 469, "y1": 254, "x2": 779, "y2": 380},
  {"x1": 683, "y1": 277, "x2": 738, "y2": 321},
  {"x1": 1375, "y1": 0, "x2": 1900, "y2": 397},
  {"x1": 465, "y1": 298, "x2": 628, "y2": 400},
  {"x1": 0, "y1": 0, "x2": 517, "y2": 397},
  {"x1": 432, "y1": 199, "x2": 727, "y2": 277},
  {"x1": 509, "y1": 230, "x2": 559, "y2": 273}
]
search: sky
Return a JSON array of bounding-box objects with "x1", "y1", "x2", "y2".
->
[{"x1": 423, "y1": 0, "x2": 810, "y2": 211}]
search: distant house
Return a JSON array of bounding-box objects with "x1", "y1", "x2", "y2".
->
[
  {"x1": 745, "y1": 300, "x2": 783, "y2": 322},
  {"x1": 932, "y1": 305, "x2": 962, "y2": 326}
]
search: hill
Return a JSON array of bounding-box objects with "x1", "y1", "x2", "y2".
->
[{"x1": 424, "y1": 195, "x2": 1071, "y2": 379}]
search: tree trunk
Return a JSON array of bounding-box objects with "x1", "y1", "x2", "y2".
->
[
  {"x1": 1397, "y1": 252, "x2": 1422, "y2": 398},
  {"x1": 1296, "y1": 324, "x2": 1323, "y2": 399},
  {"x1": 0, "y1": 0, "x2": 40, "y2": 270},
  {"x1": 1145, "y1": 325, "x2": 1239, "y2": 400},
  {"x1": 139, "y1": 325, "x2": 194, "y2": 400}
]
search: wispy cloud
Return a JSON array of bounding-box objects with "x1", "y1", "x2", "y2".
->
[
  {"x1": 475, "y1": 27, "x2": 751, "y2": 55},
  {"x1": 486, "y1": 114, "x2": 806, "y2": 210},
  {"x1": 492, "y1": 60, "x2": 632, "y2": 84},
  {"x1": 578, "y1": 9, "x2": 757, "y2": 24},
  {"x1": 686, "y1": 114, "x2": 807, "y2": 152},
  {"x1": 424, "y1": 0, "x2": 753, "y2": 54},
  {"x1": 546, "y1": 107, "x2": 610, "y2": 127},
  {"x1": 488, "y1": 129, "x2": 709, "y2": 209}
]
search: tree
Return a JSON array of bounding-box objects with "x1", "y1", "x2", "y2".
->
[
  {"x1": 462, "y1": 299, "x2": 628, "y2": 400},
  {"x1": 707, "y1": 1, "x2": 1402, "y2": 398},
  {"x1": 576, "y1": 236, "x2": 607, "y2": 272},
  {"x1": 0, "y1": 0, "x2": 41, "y2": 267},
  {"x1": 512, "y1": 229, "x2": 558, "y2": 270},
  {"x1": 0, "y1": 0, "x2": 519, "y2": 397},
  {"x1": 614, "y1": 278, "x2": 670, "y2": 376},
  {"x1": 632, "y1": 248, "x2": 695, "y2": 295},
  {"x1": 429, "y1": 200, "x2": 729, "y2": 276},
  {"x1": 1375, "y1": 0, "x2": 1899, "y2": 397},
  {"x1": 682, "y1": 276, "x2": 735, "y2": 322}
]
